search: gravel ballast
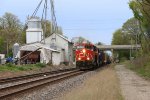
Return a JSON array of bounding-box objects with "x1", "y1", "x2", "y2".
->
[{"x1": 12, "y1": 70, "x2": 96, "y2": 100}]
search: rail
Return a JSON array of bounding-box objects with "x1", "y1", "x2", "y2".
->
[{"x1": 0, "y1": 69, "x2": 85, "y2": 99}]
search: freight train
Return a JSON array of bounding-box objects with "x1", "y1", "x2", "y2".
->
[{"x1": 75, "y1": 43, "x2": 111, "y2": 70}]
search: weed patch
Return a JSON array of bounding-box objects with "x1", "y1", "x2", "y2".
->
[
  {"x1": 35, "y1": 63, "x2": 46, "y2": 68},
  {"x1": 0, "y1": 63, "x2": 46, "y2": 72},
  {"x1": 124, "y1": 55, "x2": 150, "y2": 79}
]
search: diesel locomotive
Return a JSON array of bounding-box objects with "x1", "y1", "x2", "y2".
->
[{"x1": 75, "y1": 43, "x2": 109, "y2": 70}]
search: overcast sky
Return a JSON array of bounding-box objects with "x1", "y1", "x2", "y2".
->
[{"x1": 0, "y1": 0, "x2": 133, "y2": 44}]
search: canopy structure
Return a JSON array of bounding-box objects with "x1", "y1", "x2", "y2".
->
[{"x1": 17, "y1": 42, "x2": 60, "y2": 65}]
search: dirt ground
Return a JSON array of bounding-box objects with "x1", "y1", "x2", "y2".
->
[
  {"x1": 58, "y1": 66, "x2": 123, "y2": 100},
  {"x1": 115, "y1": 65, "x2": 150, "y2": 100},
  {"x1": 0, "y1": 64, "x2": 75, "y2": 79}
]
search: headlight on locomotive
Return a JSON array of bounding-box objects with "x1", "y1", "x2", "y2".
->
[
  {"x1": 82, "y1": 49, "x2": 86, "y2": 53},
  {"x1": 78, "y1": 57, "x2": 81, "y2": 60}
]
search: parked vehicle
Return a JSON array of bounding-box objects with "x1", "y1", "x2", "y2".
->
[{"x1": 6, "y1": 57, "x2": 13, "y2": 63}]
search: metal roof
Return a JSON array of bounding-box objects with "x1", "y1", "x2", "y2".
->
[{"x1": 20, "y1": 42, "x2": 60, "y2": 52}]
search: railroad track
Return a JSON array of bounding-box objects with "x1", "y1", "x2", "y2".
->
[
  {"x1": 0, "y1": 68, "x2": 76, "y2": 85},
  {"x1": 0, "y1": 69, "x2": 85, "y2": 99}
]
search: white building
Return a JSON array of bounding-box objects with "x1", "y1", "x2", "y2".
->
[
  {"x1": 17, "y1": 17, "x2": 73, "y2": 66},
  {"x1": 45, "y1": 33, "x2": 74, "y2": 64}
]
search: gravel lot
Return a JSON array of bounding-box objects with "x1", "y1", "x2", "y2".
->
[
  {"x1": 115, "y1": 65, "x2": 150, "y2": 100},
  {"x1": 10, "y1": 70, "x2": 96, "y2": 100}
]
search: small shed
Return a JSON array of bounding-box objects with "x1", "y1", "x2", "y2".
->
[{"x1": 17, "y1": 43, "x2": 61, "y2": 65}]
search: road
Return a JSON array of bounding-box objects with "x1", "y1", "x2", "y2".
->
[{"x1": 115, "y1": 65, "x2": 150, "y2": 100}]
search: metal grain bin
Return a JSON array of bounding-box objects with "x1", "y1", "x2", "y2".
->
[{"x1": 13, "y1": 43, "x2": 20, "y2": 59}]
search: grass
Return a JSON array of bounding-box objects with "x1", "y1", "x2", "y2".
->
[
  {"x1": 60, "y1": 66, "x2": 124, "y2": 100},
  {"x1": 0, "y1": 63, "x2": 46, "y2": 72},
  {"x1": 123, "y1": 56, "x2": 150, "y2": 79}
]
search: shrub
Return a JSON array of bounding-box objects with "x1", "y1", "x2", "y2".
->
[
  {"x1": 127, "y1": 55, "x2": 150, "y2": 79},
  {"x1": 6, "y1": 63, "x2": 15, "y2": 67},
  {"x1": 35, "y1": 63, "x2": 46, "y2": 68},
  {"x1": 120, "y1": 57, "x2": 128, "y2": 62},
  {"x1": 17, "y1": 67, "x2": 26, "y2": 71}
]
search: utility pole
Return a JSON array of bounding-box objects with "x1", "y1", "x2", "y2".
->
[
  {"x1": 136, "y1": 20, "x2": 140, "y2": 57},
  {"x1": 136, "y1": 32, "x2": 138, "y2": 57},
  {"x1": 130, "y1": 36, "x2": 131, "y2": 60},
  {"x1": 130, "y1": 37, "x2": 133, "y2": 60}
]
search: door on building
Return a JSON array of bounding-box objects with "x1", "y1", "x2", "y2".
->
[
  {"x1": 61, "y1": 49, "x2": 65, "y2": 63},
  {"x1": 21, "y1": 51, "x2": 40, "y2": 64}
]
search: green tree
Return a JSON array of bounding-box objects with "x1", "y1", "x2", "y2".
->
[
  {"x1": 57, "y1": 26, "x2": 63, "y2": 35},
  {"x1": 95, "y1": 42, "x2": 103, "y2": 45},
  {"x1": 129, "y1": 0, "x2": 150, "y2": 53},
  {"x1": 42, "y1": 20, "x2": 63, "y2": 37},
  {"x1": 42, "y1": 20, "x2": 52, "y2": 37},
  {"x1": 112, "y1": 29, "x2": 131, "y2": 59},
  {"x1": 112, "y1": 29, "x2": 130, "y2": 45},
  {"x1": 0, "y1": 36, "x2": 4, "y2": 53},
  {"x1": 71, "y1": 37, "x2": 90, "y2": 44},
  {"x1": 122, "y1": 18, "x2": 141, "y2": 44},
  {"x1": 0, "y1": 12, "x2": 23, "y2": 56}
]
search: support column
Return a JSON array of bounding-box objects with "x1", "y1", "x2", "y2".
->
[{"x1": 111, "y1": 49, "x2": 114, "y2": 63}]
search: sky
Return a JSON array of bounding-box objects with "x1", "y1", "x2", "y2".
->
[{"x1": 0, "y1": 0, "x2": 133, "y2": 45}]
